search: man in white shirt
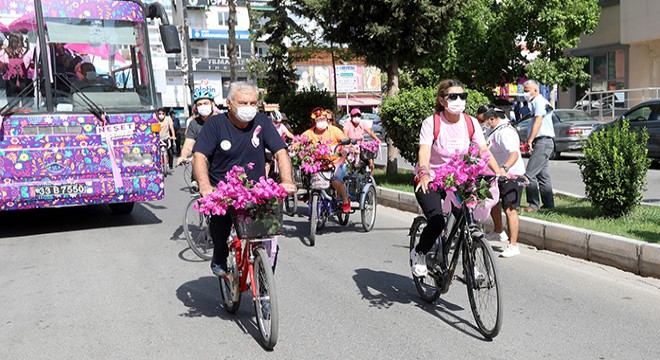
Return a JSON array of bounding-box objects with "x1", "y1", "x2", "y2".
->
[{"x1": 478, "y1": 106, "x2": 525, "y2": 257}]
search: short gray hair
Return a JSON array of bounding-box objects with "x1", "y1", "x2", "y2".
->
[
  {"x1": 523, "y1": 79, "x2": 539, "y2": 89},
  {"x1": 227, "y1": 81, "x2": 258, "y2": 101}
]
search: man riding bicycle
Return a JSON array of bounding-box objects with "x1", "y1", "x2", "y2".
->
[
  {"x1": 192, "y1": 81, "x2": 296, "y2": 276},
  {"x1": 301, "y1": 107, "x2": 352, "y2": 214},
  {"x1": 177, "y1": 89, "x2": 217, "y2": 167}
]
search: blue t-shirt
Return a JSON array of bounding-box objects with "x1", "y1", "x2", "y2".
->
[
  {"x1": 527, "y1": 95, "x2": 555, "y2": 138},
  {"x1": 193, "y1": 113, "x2": 286, "y2": 185}
]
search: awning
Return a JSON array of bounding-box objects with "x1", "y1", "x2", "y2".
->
[{"x1": 337, "y1": 96, "x2": 382, "y2": 107}]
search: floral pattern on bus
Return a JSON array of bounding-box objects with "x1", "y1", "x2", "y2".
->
[
  {"x1": 0, "y1": 112, "x2": 163, "y2": 211},
  {"x1": 0, "y1": 0, "x2": 144, "y2": 21}
]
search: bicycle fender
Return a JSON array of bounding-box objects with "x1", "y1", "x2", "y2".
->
[{"x1": 359, "y1": 182, "x2": 374, "y2": 207}]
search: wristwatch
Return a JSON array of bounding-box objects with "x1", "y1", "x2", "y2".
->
[{"x1": 502, "y1": 165, "x2": 510, "y2": 172}]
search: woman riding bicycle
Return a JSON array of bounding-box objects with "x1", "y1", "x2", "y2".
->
[
  {"x1": 301, "y1": 107, "x2": 352, "y2": 213},
  {"x1": 342, "y1": 108, "x2": 380, "y2": 173},
  {"x1": 411, "y1": 79, "x2": 505, "y2": 277}
]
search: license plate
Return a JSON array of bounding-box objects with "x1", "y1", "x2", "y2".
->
[{"x1": 34, "y1": 184, "x2": 86, "y2": 196}]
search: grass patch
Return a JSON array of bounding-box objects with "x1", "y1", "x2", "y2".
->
[
  {"x1": 372, "y1": 168, "x2": 414, "y2": 193},
  {"x1": 375, "y1": 169, "x2": 660, "y2": 244}
]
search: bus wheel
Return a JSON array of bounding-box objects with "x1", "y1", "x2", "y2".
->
[{"x1": 109, "y1": 202, "x2": 135, "y2": 215}]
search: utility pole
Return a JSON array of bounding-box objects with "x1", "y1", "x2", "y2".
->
[
  {"x1": 228, "y1": 0, "x2": 237, "y2": 82},
  {"x1": 172, "y1": 0, "x2": 194, "y2": 115}
]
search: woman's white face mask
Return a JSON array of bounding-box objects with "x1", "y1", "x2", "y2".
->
[
  {"x1": 315, "y1": 121, "x2": 328, "y2": 130},
  {"x1": 158, "y1": 114, "x2": 166, "y2": 120},
  {"x1": 445, "y1": 99, "x2": 466, "y2": 114}
]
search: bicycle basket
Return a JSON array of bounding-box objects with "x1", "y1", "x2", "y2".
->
[
  {"x1": 310, "y1": 171, "x2": 332, "y2": 190},
  {"x1": 230, "y1": 202, "x2": 283, "y2": 240},
  {"x1": 360, "y1": 150, "x2": 377, "y2": 161}
]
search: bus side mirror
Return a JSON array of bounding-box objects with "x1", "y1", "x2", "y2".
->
[{"x1": 160, "y1": 25, "x2": 181, "y2": 54}]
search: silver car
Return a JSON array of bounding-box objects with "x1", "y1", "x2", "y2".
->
[{"x1": 514, "y1": 109, "x2": 600, "y2": 160}]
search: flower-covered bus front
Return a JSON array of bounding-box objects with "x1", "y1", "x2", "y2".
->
[{"x1": 0, "y1": 0, "x2": 180, "y2": 213}]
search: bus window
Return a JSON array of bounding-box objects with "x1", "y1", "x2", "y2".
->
[
  {"x1": 0, "y1": 13, "x2": 44, "y2": 113},
  {"x1": 44, "y1": 18, "x2": 155, "y2": 112}
]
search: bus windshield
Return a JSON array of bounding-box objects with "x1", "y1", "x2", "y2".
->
[{"x1": 0, "y1": 0, "x2": 155, "y2": 114}]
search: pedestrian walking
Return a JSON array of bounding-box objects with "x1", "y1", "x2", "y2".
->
[{"x1": 522, "y1": 79, "x2": 555, "y2": 211}]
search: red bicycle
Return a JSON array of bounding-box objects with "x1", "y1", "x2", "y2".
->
[{"x1": 219, "y1": 229, "x2": 279, "y2": 349}]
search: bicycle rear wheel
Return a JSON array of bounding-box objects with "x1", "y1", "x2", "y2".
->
[
  {"x1": 465, "y1": 233, "x2": 502, "y2": 339},
  {"x1": 253, "y1": 247, "x2": 279, "y2": 349},
  {"x1": 409, "y1": 217, "x2": 441, "y2": 302},
  {"x1": 361, "y1": 186, "x2": 377, "y2": 232},
  {"x1": 183, "y1": 198, "x2": 213, "y2": 261}
]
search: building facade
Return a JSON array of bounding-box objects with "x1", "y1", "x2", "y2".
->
[{"x1": 559, "y1": 0, "x2": 660, "y2": 108}]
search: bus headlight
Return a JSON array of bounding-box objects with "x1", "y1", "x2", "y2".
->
[{"x1": 141, "y1": 153, "x2": 153, "y2": 166}]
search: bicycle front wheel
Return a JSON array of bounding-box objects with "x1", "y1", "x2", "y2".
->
[
  {"x1": 183, "y1": 162, "x2": 192, "y2": 188},
  {"x1": 284, "y1": 194, "x2": 297, "y2": 216},
  {"x1": 183, "y1": 198, "x2": 213, "y2": 261},
  {"x1": 361, "y1": 186, "x2": 377, "y2": 232},
  {"x1": 309, "y1": 192, "x2": 319, "y2": 246},
  {"x1": 409, "y1": 217, "x2": 441, "y2": 302},
  {"x1": 253, "y1": 247, "x2": 279, "y2": 349},
  {"x1": 465, "y1": 233, "x2": 502, "y2": 339}
]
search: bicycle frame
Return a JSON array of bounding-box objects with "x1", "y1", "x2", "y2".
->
[
  {"x1": 434, "y1": 203, "x2": 476, "y2": 294},
  {"x1": 227, "y1": 236, "x2": 265, "y2": 299}
]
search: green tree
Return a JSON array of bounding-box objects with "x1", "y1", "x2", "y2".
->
[
  {"x1": 279, "y1": 87, "x2": 336, "y2": 134},
  {"x1": 256, "y1": 0, "x2": 311, "y2": 103},
  {"x1": 425, "y1": 0, "x2": 600, "y2": 91},
  {"x1": 294, "y1": 0, "x2": 462, "y2": 174}
]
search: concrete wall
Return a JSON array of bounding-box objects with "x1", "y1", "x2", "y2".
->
[
  {"x1": 577, "y1": 4, "x2": 620, "y2": 50},
  {"x1": 621, "y1": 0, "x2": 660, "y2": 44}
]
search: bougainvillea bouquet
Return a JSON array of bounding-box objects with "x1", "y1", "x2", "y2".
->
[
  {"x1": 359, "y1": 140, "x2": 380, "y2": 161},
  {"x1": 194, "y1": 163, "x2": 287, "y2": 238},
  {"x1": 288, "y1": 135, "x2": 334, "y2": 174},
  {"x1": 429, "y1": 144, "x2": 494, "y2": 209}
]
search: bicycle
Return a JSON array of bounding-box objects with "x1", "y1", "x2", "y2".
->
[
  {"x1": 219, "y1": 207, "x2": 281, "y2": 349},
  {"x1": 343, "y1": 144, "x2": 378, "y2": 232},
  {"x1": 307, "y1": 164, "x2": 346, "y2": 246},
  {"x1": 179, "y1": 157, "x2": 198, "y2": 193},
  {"x1": 183, "y1": 193, "x2": 213, "y2": 261},
  {"x1": 409, "y1": 175, "x2": 513, "y2": 339},
  {"x1": 159, "y1": 139, "x2": 171, "y2": 177}
]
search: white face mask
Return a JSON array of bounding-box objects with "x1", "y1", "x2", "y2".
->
[
  {"x1": 197, "y1": 105, "x2": 213, "y2": 117},
  {"x1": 158, "y1": 114, "x2": 165, "y2": 120},
  {"x1": 445, "y1": 99, "x2": 466, "y2": 115},
  {"x1": 351, "y1": 117, "x2": 360, "y2": 124},
  {"x1": 235, "y1": 106, "x2": 258, "y2": 123},
  {"x1": 315, "y1": 121, "x2": 328, "y2": 130},
  {"x1": 523, "y1": 91, "x2": 532, "y2": 102}
]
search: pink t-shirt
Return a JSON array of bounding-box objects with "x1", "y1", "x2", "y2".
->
[
  {"x1": 273, "y1": 122, "x2": 288, "y2": 140},
  {"x1": 343, "y1": 119, "x2": 367, "y2": 140},
  {"x1": 418, "y1": 112, "x2": 487, "y2": 173}
]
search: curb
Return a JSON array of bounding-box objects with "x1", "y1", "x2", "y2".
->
[{"x1": 377, "y1": 187, "x2": 660, "y2": 279}]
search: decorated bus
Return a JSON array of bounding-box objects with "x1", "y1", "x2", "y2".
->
[{"x1": 0, "y1": 0, "x2": 180, "y2": 214}]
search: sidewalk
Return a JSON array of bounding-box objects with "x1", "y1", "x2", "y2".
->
[{"x1": 376, "y1": 187, "x2": 660, "y2": 279}]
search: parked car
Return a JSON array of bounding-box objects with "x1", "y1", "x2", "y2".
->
[
  {"x1": 514, "y1": 109, "x2": 600, "y2": 160},
  {"x1": 338, "y1": 113, "x2": 385, "y2": 141},
  {"x1": 592, "y1": 100, "x2": 660, "y2": 160}
]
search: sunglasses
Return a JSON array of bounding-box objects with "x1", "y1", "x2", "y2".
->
[{"x1": 445, "y1": 92, "x2": 468, "y2": 101}]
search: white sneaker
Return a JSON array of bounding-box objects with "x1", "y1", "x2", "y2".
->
[
  {"x1": 410, "y1": 249, "x2": 428, "y2": 277},
  {"x1": 486, "y1": 231, "x2": 509, "y2": 242},
  {"x1": 500, "y1": 244, "x2": 520, "y2": 258}
]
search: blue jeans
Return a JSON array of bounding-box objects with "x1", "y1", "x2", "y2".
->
[{"x1": 525, "y1": 138, "x2": 555, "y2": 210}]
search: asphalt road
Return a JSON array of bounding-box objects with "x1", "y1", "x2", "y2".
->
[
  {"x1": 1, "y1": 166, "x2": 660, "y2": 359},
  {"x1": 376, "y1": 145, "x2": 660, "y2": 204}
]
